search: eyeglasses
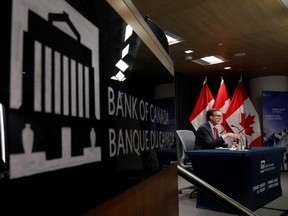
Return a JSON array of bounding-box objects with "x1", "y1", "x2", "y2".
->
[{"x1": 212, "y1": 115, "x2": 223, "y2": 118}]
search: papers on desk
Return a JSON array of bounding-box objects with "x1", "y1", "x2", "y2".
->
[{"x1": 215, "y1": 147, "x2": 247, "y2": 151}]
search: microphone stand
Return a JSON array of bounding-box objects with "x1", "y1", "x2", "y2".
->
[{"x1": 231, "y1": 125, "x2": 251, "y2": 149}]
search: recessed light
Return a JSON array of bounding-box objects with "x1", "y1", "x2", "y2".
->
[
  {"x1": 111, "y1": 71, "x2": 126, "y2": 81},
  {"x1": 185, "y1": 56, "x2": 193, "y2": 61},
  {"x1": 115, "y1": 59, "x2": 129, "y2": 72},
  {"x1": 124, "y1": 25, "x2": 133, "y2": 41},
  {"x1": 280, "y1": 0, "x2": 288, "y2": 9},
  {"x1": 122, "y1": 44, "x2": 129, "y2": 58},
  {"x1": 164, "y1": 31, "x2": 184, "y2": 45},
  {"x1": 192, "y1": 55, "x2": 228, "y2": 66},
  {"x1": 185, "y1": 50, "x2": 193, "y2": 54},
  {"x1": 201, "y1": 56, "x2": 225, "y2": 64},
  {"x1": 234, "y1": 52, "x2": 246, "y2": 57},
  {"x1": 224, "y1": 66, "x2": 231, "y2": 70}
]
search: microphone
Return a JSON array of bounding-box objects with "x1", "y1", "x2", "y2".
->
[{"x1": 231, "y1": 125, "x2": 251, "y2": 149}]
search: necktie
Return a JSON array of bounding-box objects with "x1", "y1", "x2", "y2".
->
[{"x1": 213, "y1": 127, "x2": 217, "y2": 140}]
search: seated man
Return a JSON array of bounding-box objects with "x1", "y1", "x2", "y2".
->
[{"x1": 194, "y1": 108, "x2": 238, "y2": 150}]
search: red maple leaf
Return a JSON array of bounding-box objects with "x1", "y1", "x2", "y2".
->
[{"x1": 239, "y1": 113, "x2": 255, "y2": 136}]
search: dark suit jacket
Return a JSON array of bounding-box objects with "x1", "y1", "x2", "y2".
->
[{"x1": 194, "y1": 122, "x2": 228, "y2": 150}]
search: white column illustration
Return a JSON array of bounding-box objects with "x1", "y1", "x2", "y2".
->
[
  {"x1": 90, "y1": 128, "x2": 96, "y2": 148},
  {"x1": 62, "y1": 127, "x2": 71, "y2": 159},
  {"x1": 22, "y1": 123, "x2": 34, "y2": 154}
]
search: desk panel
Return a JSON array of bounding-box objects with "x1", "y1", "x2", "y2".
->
[{"x1": 186, "y1": 147, "x2": 286, "y2": 212}]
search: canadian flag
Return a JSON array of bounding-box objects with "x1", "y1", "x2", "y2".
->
[
  {"x1": 189, "y1": 77, "x2": 215, "y2": 130},
  {"x1": 212, "y1": 77, "x2": 231, "y2": 135},
  {"x1": 225, "y1": 77, "x2": 262, "y2": 147}
]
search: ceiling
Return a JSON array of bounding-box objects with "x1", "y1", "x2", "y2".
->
[{"x1": 131, "y1": 0, "x2": 288, "y2": 80}]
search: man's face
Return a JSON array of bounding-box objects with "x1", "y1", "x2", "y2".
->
[{"x1": 210, "y1": 111, "x2": 223, "y2": 125}]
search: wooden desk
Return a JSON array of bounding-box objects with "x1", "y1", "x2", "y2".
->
[{"x1": 186, "y1": 147, "x2": 286, "y2": 212}]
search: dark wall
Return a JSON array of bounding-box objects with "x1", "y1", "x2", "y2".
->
[{"x1": 0, "y1": 0, "x2": 174, "y2": 215}]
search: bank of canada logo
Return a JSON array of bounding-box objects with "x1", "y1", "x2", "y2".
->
[
  {"x1": 9, "y1": 0, "x2": 101, "y2": 179},
  {"x1": 260, "y1": 160, "x2": 265, "y2": 172}
]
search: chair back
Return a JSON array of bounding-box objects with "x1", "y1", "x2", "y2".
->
[{"x1": 176, "y1": 130, "x2": 196, "y2": 169}]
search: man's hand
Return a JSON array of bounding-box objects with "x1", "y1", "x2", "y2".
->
[
  {"x1": 226, "y1": 132, "x2": 239, "y2": 139},
  {"x1": 228, "y1": 142, "x2": 238, "y2": 149}
]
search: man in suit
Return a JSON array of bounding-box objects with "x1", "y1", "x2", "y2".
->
[{"x1": 194, "y1": 108, "x2": 238, "y2": 150}]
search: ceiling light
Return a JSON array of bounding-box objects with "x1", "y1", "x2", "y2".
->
[
  {"x1": 224, "y1": 66, "x2": 231, "y2": 70},
  {"x1": 122, "y1": 44, "x2": 129, "y2": 58},
  {"x1": 192, "y1": 55, "x2": 228, "y2": 66},
  {"x1": 124, "y1": 25, "x2": 133, "y2": 41},
  {"x1": 165, "y1": 35, "x2": 182, "y2": 45},
  {"x1": 234, "y1": 52, "x2": 246, "y2": 57},
  {"x1": 185, "y1": 50, "x2": 193, "y2": 54},
  {"x1": 280, "y1": 0, "x2": 288, "y2": 9},
  {"x1": 115, "y1": 59, "x2": 129, "y2": 72},
  {"x1": 111, "y1": 71, "x2": 126, "y2": 81},
  {"x1": 115, "y1": 71, "x2": 125, "y2": 81},
  {"x1": 185, "y1": 56, "x2": 193, "y2": 61},
  {"x1": 164, "y1": 31, "x2": 184, "y2": 45},
  {"x1": 201, "y1": 56, "x2": 225, "y2": 65}
]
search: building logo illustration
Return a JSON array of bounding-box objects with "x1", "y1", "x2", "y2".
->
[{"x1": 9, "y1": 0, "x2": 101, "y2": 179}]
